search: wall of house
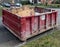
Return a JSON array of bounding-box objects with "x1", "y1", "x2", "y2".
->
[
  {"x1": 40, "y1": 0, "x2": 53, "y2": 4},
  {"x1": 48, "y1": 0, "x2": 53, "y2": 5},
  {"x1": 41, "y1": 0, "x2": 46, "y2": 4}
]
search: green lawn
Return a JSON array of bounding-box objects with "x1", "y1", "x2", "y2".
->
[
  {"x1": 22, "y1": 30, "x2": 60, "y2": 47},
  {"x1": 0, "y1": 6, "x2": 2, "y2": 16},
  {"x1": 30, "y1": 4, "x2": 60, "y2": 8}
]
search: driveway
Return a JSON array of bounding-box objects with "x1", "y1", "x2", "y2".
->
[{"x1": 0, "y1": 8, "x2": 60, "y2": 47}]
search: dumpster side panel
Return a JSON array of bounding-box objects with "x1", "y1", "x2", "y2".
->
[
  {"x1": 39, "y1": 15, "x2": 46, "y2": 31},
  {"x1": 31, "y1": 16, "x2": 39, "y2": 34},
  {"x1": 2, "y1": 10, "x2": 21, "y2": 36},
  {"x1": 35, "y1": 7, "x2": 43, "y2": 13},
  {"x1": 2, "y1": 10, "x2": 20, "y2": 23},
  {"x1": 52, "y1": 12, "x2": 57, "y2": 26},
  {"x1": 46, "y1": 14, "x2": 52, "y2": 29},
  {"x1": 20, "y1": 17, "x2": 31, "y2": 39}
]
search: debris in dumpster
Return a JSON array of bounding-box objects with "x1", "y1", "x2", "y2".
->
[
  {"x1": 10, "y1": 5, "x2": 35, "y2": 17},
  {"x1": 3, "y1": 5, "x2": 53, "y2": 17}
]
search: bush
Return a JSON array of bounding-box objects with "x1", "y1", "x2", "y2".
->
[
  {"x1": 48, "y1": 4, "x2": 60, "y2": 8},
  {"x1": 55, "y1": 0, "x2": 60, "y2": 4},
  {"x1": 21, "y1": 1, "x2": 30, "y2": 5}
]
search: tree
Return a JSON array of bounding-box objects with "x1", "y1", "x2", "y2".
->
[{"x1": 53, "y1": 0, "x2": 60, "y2": 4}]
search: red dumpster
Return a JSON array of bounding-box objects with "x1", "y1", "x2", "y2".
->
[{"x1": 2, "y1": 7, "x2": 58, "y2": 41}]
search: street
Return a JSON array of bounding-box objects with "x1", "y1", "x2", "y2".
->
[{"x1": 0, "y1": 8, "x2": 60, "y2": 47}]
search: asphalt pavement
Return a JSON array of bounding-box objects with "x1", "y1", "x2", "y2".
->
[
  {"x1": 0, "y1": 8, "x2": 60, "y2": 47},
  {"x1": 0, "y1": 18, "x2": 22, "y2": 47}
]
